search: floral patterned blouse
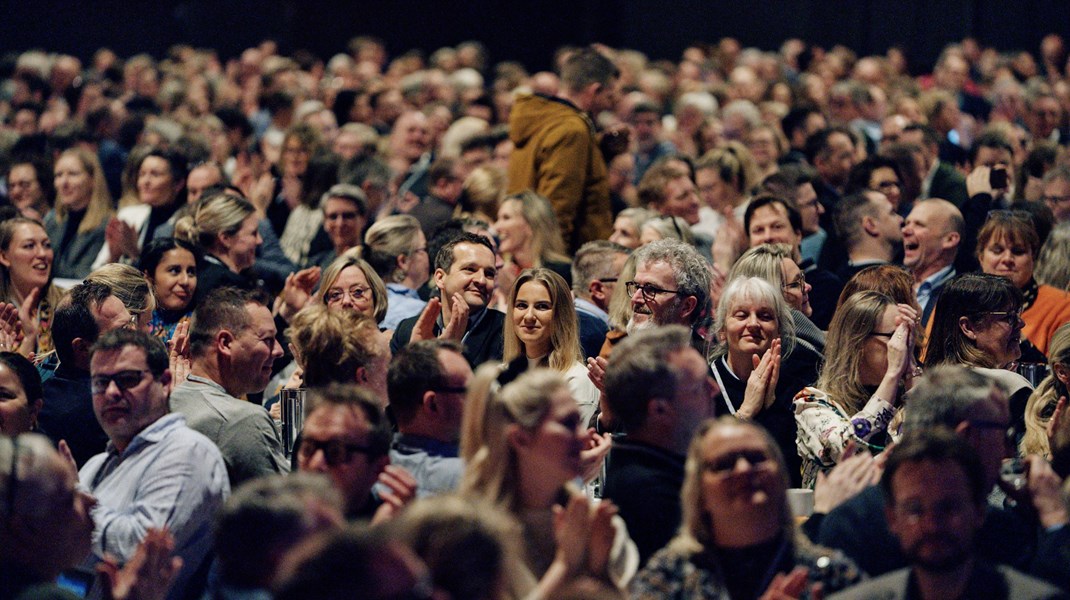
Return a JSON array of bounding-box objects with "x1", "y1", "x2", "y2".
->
[{"x1": 793, "y1": 386, "x2": 898, "y2": 488}]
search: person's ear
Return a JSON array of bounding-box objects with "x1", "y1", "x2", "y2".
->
[
  {"x1": 861, "y1": 215, "x2": 879, "y2": 236},
  {"x1": 589, "y1": 280, "x2": 606, "y2": 303},
  {"x1": 648, "y1": 397, "x2": 672, "y2": 418},
  {"x1": 959, "y1": 315, "x2": 978, "y2": 341},
  {"x1": 942, "y1": 231, "x2": 961, "y2": 251},
  {"x1": 884, "y1": 504, "x2": 899, "y2": 534},
  {"x1": 423, "y1": 390, "x2": 439, "y2": 413},
  {"x1": 1053, "y1": 362, "x2": 1070, "y2": 386},
  {"x1": 0, "y1": 249, "x2": 10, "y2": 269},
  {"x1": 355, "y1": 366, "x2": 369, "y2": 385},
  {"x1": 28, "y1": 397, "x2": 42, "y2": 428},
  {"x1": 216, "y1": 330, "x2": 236, "y2": 357},
  {"x1": 506, "y1": 423, "x2": 532, "y2": 451},
  {"x1": 397, "y1": 253, "x2": 411, "y2": 273},
  {"x1": 433, "y1": 267, "x2": 447, "y2": 290},
  {"x1": 72, "y1": 337, "x2": 91, "y2": 358},
  {"x1": 679, "y1": 295, "x2": 699, "y2": 319},
  {"x1": 158, "y1": 369, "x2": 173, "y2": 394}
]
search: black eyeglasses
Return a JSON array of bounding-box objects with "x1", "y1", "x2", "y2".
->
[
  {"x1": 297, "y1": 438, "x2": 376, "y2": 466},
  {"x1": 703, "y1": 449, "x2": 772, "y2": 474},
  {"x1": 431, "y1": 385, "x2": 468, "y2": 395},
  {"x1": 91, "y1": 370, "x2": 150, "y2": 395},
  {"x1": 626, "y1": 281, "x2": 680, "y2": 301},
  {"x1": 597, "y1": 277, "x2": 618, "y2": 284},
  {"x1": 325, "y1": 285, "x2": 371, "y2": 304}
]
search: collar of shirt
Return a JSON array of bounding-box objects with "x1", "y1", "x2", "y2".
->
[
  {"x1": 387, "y1": 283, "x2": 422, "y2": 299},
  {"x1": 92, "y1": 413, "x2": 186, "y2": 490},
  {"x1": 185, "y1": 374, "x2": 228, "y2": 395},
  {"x1": 575, "y1": 297, "x2": 610, "y2": 324},
  {"x1": 393, "y1": 433, "x2": 459, "y2": 458}
]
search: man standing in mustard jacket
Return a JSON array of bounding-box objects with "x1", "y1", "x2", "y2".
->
[{"x1": 507, "y1": 47, "x2": 622, "y2": 253}]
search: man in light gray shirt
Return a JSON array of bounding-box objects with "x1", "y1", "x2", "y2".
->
[{"x1": 170, "y1": 287, "x2": 288, "y2": 487}]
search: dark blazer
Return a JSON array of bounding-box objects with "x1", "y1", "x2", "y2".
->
[
  {"x1": 44, "y1": 210, "x2": 107, "y2": 280},
  {"x1": 39, "y1": 364, "x2": 108, "y2": 467},
  {"x1": 390, "y1": 307, "x2": 505, "y2": 369}
]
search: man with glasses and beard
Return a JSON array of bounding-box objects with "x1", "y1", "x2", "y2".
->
[
  {"x1": 625, "y1": 239, "x2": 711, "y2": 352},
  {"x1": 829, "y1": 430, "x2": 1063, "y2": 599}
]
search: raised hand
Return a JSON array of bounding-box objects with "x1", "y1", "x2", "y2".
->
[
  {"x1": 98, "y1": 528, "x2": 182, "y2": 600},
  {"x1": 279, "y1": 266, "x2": 321, "y2": 321},
  {"x1": 579, "y1": 429, "x2": 612, "y2": 483},
  {"x1": 371, "y1": 465, "x2": 418, "y2": 525},
  {"x1": 168, "y1": 319, "x2": 191, "y2": 386},
  {"x1": 740, "y1": 338, "x2": 781, "y2": 419}
]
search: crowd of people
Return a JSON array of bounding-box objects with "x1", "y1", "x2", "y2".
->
[{"x1": 3, "y1": 28, "x2": 1070, "y2": 600}]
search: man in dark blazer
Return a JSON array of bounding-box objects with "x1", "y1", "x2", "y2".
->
[{"x1": 390, "y1": 232, "x2": 504, "y2": 368}]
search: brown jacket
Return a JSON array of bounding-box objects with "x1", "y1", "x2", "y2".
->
[{"x1": 507, "y1": 93, "x2": 612, "y2": 253}]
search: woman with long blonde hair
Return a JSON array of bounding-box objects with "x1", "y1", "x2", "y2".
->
[
  {"x1": 45, "y1": 147, "x2": 113, "y2": 279},
  {"x1": 504, "y1": 268, "x2": 599, "y2": 425},
  {"x1": 460, "y1": 365, "x2": 636, "y2": 594}
]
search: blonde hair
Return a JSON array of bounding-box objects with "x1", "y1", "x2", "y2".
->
[
  {"x1": 671, "y1": 417, "x2": 793, "y2": 554},
  {"x1": 607, "y1": 253, "x2": 637, "y2": 331},
  {"x1": 816, "y1": 291, "x2": 897, "y2": 415},
  {"x1": 460, "y1": 366, "x2": 569, "y2": 512},
  {"x1": 727, "y1": 243, "x2": 793, "y2": 288},
  {"x1": 503, "y1": 268, "x2": 582, "y2": 371},
  {"x1": 1022, "y1": 323, "x2": 1070, "y2": 456},
  {"x1": 85, "y1": 263, "x2": 156, "y2": 319},
  {"x1": 462, "y1": 165, "x2": 506, "y2": 222},
  {"x1": 501, "y1": 191, "x2": 570, "y2": 264},
  {"x1": 696, "y1": 141, "x2": 760, "y2": 198},
  {"x1": 53, "y1": 147, "x2": 113, "y2": 234},
  {"x1": 173, "y1": 193, "x2": 255, "y2": 255},
  {"x1": 317, "y1": 250, "x2": 388, "y2": 324},
  {"x1": 287, "y1": 304, "x2": 384, "y2": 388},
  {"x1": 364, "y1": 215, "x2": 422, "y2": 284}
]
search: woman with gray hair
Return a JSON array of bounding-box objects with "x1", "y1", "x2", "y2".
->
[{"x1": 708, "y1": 276, "x2": 810, "y2": 486}]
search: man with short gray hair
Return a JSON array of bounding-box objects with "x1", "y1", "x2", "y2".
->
[
  {"x1": 626, "y1": 239, "x2": 711, "y2": 346},
  {"x1": 1042, "y1": 164, "x2": 1070, "y2": 225}
]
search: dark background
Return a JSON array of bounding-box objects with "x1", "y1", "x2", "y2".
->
[{"x1": 1, "y1": 1, "x2": 1068, "y2": 74}]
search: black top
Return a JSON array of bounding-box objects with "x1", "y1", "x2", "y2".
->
[
  {"x1": 710, "y1": 345, "x2": 821, "y2": 488},
  {"x1": 602, "y1": 439, "x2": 686, "y2": 566},
  {"x1": 39, "y1": 364, "x2": 108, "y2": 467}
]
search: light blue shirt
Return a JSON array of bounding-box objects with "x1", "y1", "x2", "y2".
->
[
  {"x1": 800, "y1": 228, "x2": 828, "y2": 265},
  {"x1": 382, "y1": 284, "x2": 428, "y2": 331},
  {"x1": 81, "y1": 413, "x2": 229, "y2": 600},
  {"x1": 387, "y1": 433, "x2": 463, "y2": 499},
  {"x1": 916, "y1": 265, "x2": 955, "y2": 314}
]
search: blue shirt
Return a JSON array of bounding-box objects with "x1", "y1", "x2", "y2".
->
[
  {"x1": 916, "y1": 265, "x2": 955, "y2": 315},
  {"x1": 382, "y1": 284, "x2": 428, "y2": 331},
  {"x1": 387, "y1": 433, "x2": 462, "y2": 498},
  {"x1": 80, "y1": 413, "x2": 229, "y2": 600}
]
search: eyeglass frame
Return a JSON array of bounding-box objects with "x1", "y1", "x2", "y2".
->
[
  {"x1": 90, "y1": 369, "x2": 153, "y2": 395},
  {"x1": 325, "y1": 285, "x2": 372, "y2": 304},
  {"x1": 625, "y1": 280, "x2": 680, "y2": 301},
  {"x1": 296, "y1": 437, "x2": 377, "y2": 467}
]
